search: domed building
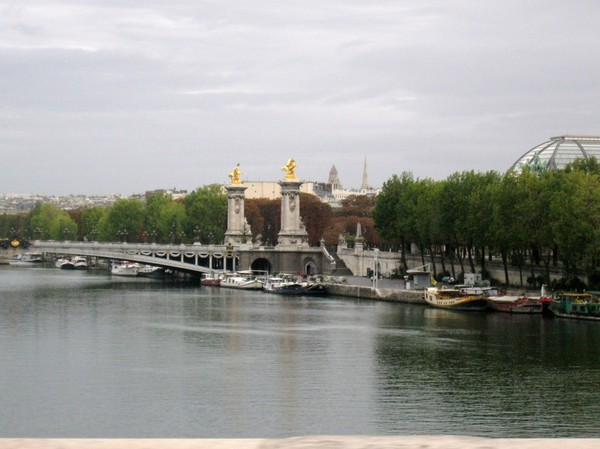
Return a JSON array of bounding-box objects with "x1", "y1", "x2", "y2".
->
[{"x1": 512, "y1": 135, "x2": 600, "y2": 171}]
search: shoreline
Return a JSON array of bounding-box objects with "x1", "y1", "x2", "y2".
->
[{"x1": 329, "y1": 275, "x2": 426, "y2": 304}]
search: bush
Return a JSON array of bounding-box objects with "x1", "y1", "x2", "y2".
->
[{"x1": 549, "y1": 276, "x2": 587, "y2": 292}]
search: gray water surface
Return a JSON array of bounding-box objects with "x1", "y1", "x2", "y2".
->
[{"x1": 2, "y1": 267, "x2": 600, "y2": 438}]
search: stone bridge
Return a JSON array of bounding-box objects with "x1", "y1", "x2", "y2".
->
[{"x1": 30, "y1": 240, "x2": 336, "y2": 276}]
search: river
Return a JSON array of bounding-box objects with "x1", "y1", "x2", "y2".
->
[{"x1": 1, "y1": 266, "x2": 600, "y2": 438}]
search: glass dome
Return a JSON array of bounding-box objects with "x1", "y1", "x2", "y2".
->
[{"x1": 512, "y1": 135, "x2": 600, "y2": 171}]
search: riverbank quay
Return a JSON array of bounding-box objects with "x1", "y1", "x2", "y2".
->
[
  {"x1": 1, "y1": 436, "x2": 598, "y2": 449},
  {"x1": 328, "y1": 276, "x2": 426, "y2": 304}
]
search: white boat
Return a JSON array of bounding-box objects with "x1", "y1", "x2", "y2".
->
[
  {"x1": 220, "y1": 272, "x2": 264, "y2": 290},
  {"x1": 9, "y1": 253, "x2": 43, "y2": 266},
  {"x1": 111, "y1": 261, "x2": 140, "y2": 277},
  {"x1": 262, "y1": 274, "x2": 295, "y2": 292},
  {"x1": 138, "y1": 265, "x2": 173, "y2": 279},
  {"x1": 55, "y1": 258, "x2": 75, "y2": 269},
  {"x1": 73, "y1": 256, "x2": 88, "y2": 270},
  {"x1": 200, "y1": 273, "x2": 222, "y2": 286}
]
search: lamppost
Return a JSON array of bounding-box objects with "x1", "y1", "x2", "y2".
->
[
  {"x1": 373, "y1": 248, "x2": 380, "y2": 289},
  {"x1": 193, "y1": 226, "x2": 201, "y2": 244},
  {"x1": 63, "y1": 228, "x2": 71, "y2": 241},
  {"x1": 117, "y1": 230, "x2": 128, "y2": 243},
  {"x1": 169, "y1": 223, "x2": 176, "y2": 244}
]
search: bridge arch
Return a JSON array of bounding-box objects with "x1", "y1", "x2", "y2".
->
[
  {"x1": 250, "y1": 257, "x2": 272, "y2": 273},
  {"x1": 302, "y1": 257, "x2": 318, "y2": 275}
]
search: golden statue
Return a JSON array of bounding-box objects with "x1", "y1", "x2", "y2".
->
[
  {"x1": 281, "y1": 158, "x2": 297, "y2": 180},
  {"x1": 229, "y1": 163, "x2": 242, "y2": 184}
]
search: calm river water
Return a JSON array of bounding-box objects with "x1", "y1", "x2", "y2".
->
[{"x1": 2, "y1": 266, "x2": 600, "y2": 438}]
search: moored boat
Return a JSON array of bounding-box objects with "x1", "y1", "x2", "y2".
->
[
  {"x1": 220, "y1": 272, "x2": 264, "y2": 290},
  {"x1": 55, "y1": 257, "x2": 75, "y2": 269},
  {"x1": 73, "y1": 256, "x2": 88, "y2": 270},
  {"x1": 138, "y1": 265, "x2": 173, "y2": 279},
  {"x1": 487, "y1": 295, "x2": 546, "y2": 314},
  {"x1": 263, "y1": 274, "x2": 295, "y2": 293},
  {"x1": 9, "y1": 253, "x2": 43, "y2": 266},
  {"x1": 111, "y1": 261, "x2": 140, "y2": 277},
  {"x1": 549, "y1": 292, "x2": 600, "y2": 321},
  {"x1": 273, "y1": 281, "x2": 329, "y2": 296},
  {"x1": 424, "y1": 287, "x2": 489, "y2": 311},
  {"x1": 200, "y1": 272, "x2": 222, "y2": 286}
]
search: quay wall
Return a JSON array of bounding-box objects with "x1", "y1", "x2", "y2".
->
[
  {"x1": 1, "y1": 436, "x2": 596, "y2": 449},
  {"x1": 328, "y1": 283, "x2": 426, "y2": 304}
]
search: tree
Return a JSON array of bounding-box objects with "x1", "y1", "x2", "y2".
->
[
  {"x1": 24, "y1": 203, "x2": 77, "y2": 240},
  {"x1": 564, "y1": 156, "x2": 600, "y2": 176},
  {"x1": 143, "y1": 192, "x2": 187, "y2": 243},
  {"x1": 81, "y1": 207, "x2": 107, "y2": 241},
  {"x1": 300, "y1": 192, "x2": 333, "y2": 246},
  {"x1": 145, "y1": 192, "x2": 174, "y2": 242},
  {"x1": 372, "y1": 172, "x2": 417, "y2": 270},
  {"x1": 183, "y1": 184, "x2": 227, "y2": 244},
  {"x1": 491, "y1": 172, "x2": 528, "y2": 285},
  {"x1": 246, "y1": 198, "x2": 280, "y2": 246},
  {"x1": 337, "y1": 195, "x2": 376, "y2": 217},
  {"x1": 1, "y1": 213, "x2": 25, "y2": 238},
  {"x1": 412, "y1": 178, "x2": 440, "y2": 272},
  {"x1": 99, "y1": 198, "x2": 145, "y2": 242},
  {"x1": 549, "y1": 169, "x2": 600, "y2": 279}
]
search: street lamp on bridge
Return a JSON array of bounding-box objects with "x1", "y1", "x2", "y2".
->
[{"x1": 117, "y1": 230, "x2": 128, "y2": 243}]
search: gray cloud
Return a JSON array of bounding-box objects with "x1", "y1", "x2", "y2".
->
[{"x1": 1, "y1": 0, "x2": 600, "y2": 195}]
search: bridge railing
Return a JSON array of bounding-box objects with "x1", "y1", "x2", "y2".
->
[
  {"x1": 32, "y1": 240, "x2": 234, "y2": 274},
  {"x1": 32, "y1": 240, "x2": 227, "y2": 253}
]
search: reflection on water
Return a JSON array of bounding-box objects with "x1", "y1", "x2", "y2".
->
[
  {"x1": 1, "y1": 267, "x2": 600, "y2": 438},
  {"x1": 375, "y1": 306, "x2": 600, "y2": 436}
]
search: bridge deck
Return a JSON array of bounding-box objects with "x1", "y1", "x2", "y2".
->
[{"x1": 32, "y1": 241, "x2": 233, "y2": 274}]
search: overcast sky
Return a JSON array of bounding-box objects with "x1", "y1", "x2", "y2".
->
[{"x1": 2, "y1": 0, "x2": 599, "y2": 195}]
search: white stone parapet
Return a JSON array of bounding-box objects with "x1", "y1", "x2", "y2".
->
[{"x1": 0, "y1": 436, "x2": 596, "y2": 449}]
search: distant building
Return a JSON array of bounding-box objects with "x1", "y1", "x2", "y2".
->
[
  {"x1": 240, "y1": 158, "x2": 380, "y2": 206},
  {"x1": 328, "y1": 165, "x2": 342, "y2": 190},
  {"x1": 241, "y1": 181, "x2": 316, "y2": 200},
  {"x1": 512, "y1": 135, "x2": 600, "y2": 172},
  {"x1": 144, "y1": 188, "x2": 188, "y2": 201},
  {"x1": 321, "y1": 158, "x2": 381, "y2": 207}
]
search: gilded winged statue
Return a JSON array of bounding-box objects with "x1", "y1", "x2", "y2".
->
[
  {"x1": 281, "y1": 158, "x2": 297, "y2": 180},
  {"x1": 228, "y1": 163, "x2": 242, "y2": 184}
]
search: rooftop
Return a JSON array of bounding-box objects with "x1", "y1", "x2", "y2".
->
[{"x1": 512, "y1": 135, "x2": 600, "y2": 171}]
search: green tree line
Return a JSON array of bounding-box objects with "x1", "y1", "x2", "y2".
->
[
  {"x1": 1, "y1": 185, "x2": 379, "y2": 248},
  {"x1": 372, "y1": 158, "x2": 600, "y2": 290},
  {"x1": 1, "y1": 185, "x2": 228, "y2": 245}
]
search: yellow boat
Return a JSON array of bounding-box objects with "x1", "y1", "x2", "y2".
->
[{"x1": 424, "y1": 287, "x2": 489, "y2": 311}]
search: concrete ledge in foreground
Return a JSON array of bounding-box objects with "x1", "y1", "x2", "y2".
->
[{"x1": 1, "y1": 436, "x2": 598, "y2": 449}]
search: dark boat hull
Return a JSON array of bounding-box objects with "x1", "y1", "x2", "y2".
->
[
  {"x1": 275, "y1": 283, "x2": 328, "y2": 296},
  {"x1": 487, "y1": 297, "x2": 543, "y2": 314}
]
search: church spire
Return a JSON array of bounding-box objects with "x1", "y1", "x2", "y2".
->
[
  {"x1": 328, "y1": 164, "x2": 342, "y2": 190},
  {"x1": 360, "y1": 157, "x2": 369, "y2": 190}
]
